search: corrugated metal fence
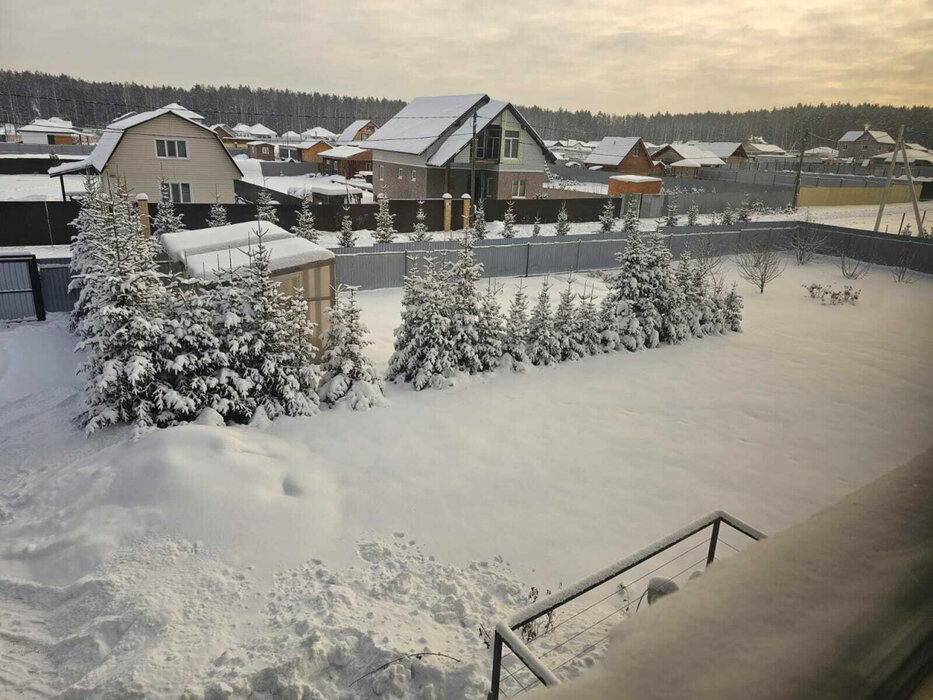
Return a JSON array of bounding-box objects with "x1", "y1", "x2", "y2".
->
[{"x1": 0, "y1": 255, "x2": 45, "y2": 321}]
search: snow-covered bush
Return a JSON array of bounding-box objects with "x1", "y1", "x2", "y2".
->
[
  {"x1": 502, "y1": 201, "x2": 517, "y2": 238},
  {"x1": 664, "y1": 195, "x2": 678, "y2": 227},
  {"x1": 208, "y1": 192, "x2": 229, "y2": 228},
  {"x1": 720, "y1": 204, "x2": 735, "y2": 226},
  {"x1": 374, "y1": 196, "x2": 397, "y2": 243},
  {"x1": 598, "y1": 199, "x2": 616, "y2": 234},
  {"x1": 532, "y1": 216, "x2": 542, "y2": 237},
  {"x1": 555, "y1": 202, "x2": 571, "y2": 236},
  {"x1": 527, "y1": 280, "x2": 559, "y2": 365},
  {"x1": 802, "y1": 283, "x2": 860, "y2": 305},
  {"x1": 318, "y1": 286, "x2": 386, "y2": 410},
  {"x1": 554, "y1": 281, "x2": 584, "y2": 361},
  {"x1": 292, "y1": 195, "x2": 319, "y2": 243},
  {"x1": 387, "y1": 257, "x2": 455, "y2": 390},
  {"x1": 622, "y1": 196, "x2": 640, "y2": 233},
  {"x1": 255, "y1": 189, "x2": 279, "y2": 225},
  {"x1": 476, "y1": 282, "x2": 505, "y2": 371},
  {"x1": 687, "y1": 200, "x2": 699, "y2": 226},
  {"x1": 722, "y1": 282, "x2": 744, "y2": 331},
  {"x1": 472, "y1": 200, "x2": 488, "y2": 240},
  {"x1": 410, "y1": 200, "x2": 430, "y2": 242},
  {"x1": 575, "y1": 286, "x2": 601, "y2": 356}
]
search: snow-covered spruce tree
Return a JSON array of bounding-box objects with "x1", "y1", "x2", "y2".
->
[
  {"x1": 155, "y1": 275, "x2": 226, "y2": 426},
  {"x1": 554, "y1": 281, "x2": 583, "y2": 361},
  {"x1": 598, "y1": 291, "x2": 642, "y2": 352},
  {"x1": 373, "y1": 196, "x2": 397, "y2": 243},
  {"x1": 526, "y1": 279, "x2": 560, "y2": 366},
  {"x1": 69, "y1": 173, "x2": 111, "y2": 332},
  {"x1": 318, "y1": 285, "x2": 386, "y2": 410},
  {"x1": 502, "y1": 281, "x2": 530, "y2": 368},
  {"x1": 646, "y1": 230, "x2": 690, "y2": 344},
  {"x1": 720, "y1": 203, "x2": 735, "y2": 225},
  {"x1": 217, "y1": 226, "x2": 320, "y2": 422},
  {"x1": 75, "y1": 179, "x2": 168, "y2": 435},
  {"x1": 152, "y1": 181, "x2": 186, "y2": 240},
  {"x1": 410, "y1": 200, "x2": 430, "y2": 242},
  {"x1": 447, "y1": 228, "x2": 484, "y2": 374},
  {"x1": 502, "y1": 200, "x2": 517, "y2": 238},
  {"x1": 292, "y1": 194, "x2": 319, "y2": 243},
  {"x1": 737, "y1": 195, "x2": 752, "y2": 223},
  {"x1": 476, "y1": 281, "x2": 505, "y2": 372},
  {"x1": 255, "y1": 188, "x2": 279, "y2": 226},
  {"x1": 622, "y1": 196, "x2": 640, "y2": 233},
  {"x1": 602, "y1": 229, "x2": 664, "y2": 347},
  {"x1": 208, "y1": 191, "x2": 229, "y2": 228},
  {"x1": 555, "y1": 202, "x2": 571, "y2": 236},
  {"x1": 575, "y1": 287, "x2": 601, "y2": 357},
  {"x1": 532, "y1": 216, "x2": 542, "y2": 237},
  {"x1": 723, "y1": 282, "x2": 744, "y2": 332},
  {"x1": 675, "y1": 250, "x2": 704, "y2": 338},
  {"x1": 664, "y1": 195, "x2": 679, "y2": 227},
  {"x1": 598, "y1": 198, "x2": 616, "y2": 234},
  {"x1": 387, "y1": 256, "x2": 455, "y2": 390},
  {"x1": 338, "y1": 204, "x2": 356, "y2": 247},
  {"x1": 472, "y1": 200, "x2": 488, "y2": 240},
  {"x1": 687, "y1": 200, "x2": 699, "y2": 226}
]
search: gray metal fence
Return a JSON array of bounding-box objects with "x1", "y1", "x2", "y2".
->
[
  {"x1": 332, "y1": 221, "x2": 933, "y2": 290},
  {"x1": 0, "y1": 255, "x2": 45, "y2": 321}
]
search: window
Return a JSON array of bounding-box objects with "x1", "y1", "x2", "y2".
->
[
  {"x1": 155, "y1": 139, "x2": 188, "y2": 158},
  {"x1": 167, "y1": 182, "x2": 192, "y2": 203},
  {"x1": 632, "y1": 146, "x2": 640, "y2": 157},
  {"x1": 397, "y1": 167, "x2": 403, "y2": 179},
  {"x1": 511, "y1": 179, "x2": 527, "y2": 198},
  {"x1": 379, "y1": 164, "x2": 384, "y2": 181},
  {"x1": 47, "y1": 135, "x2": 55, "y2": 145},
  {"x1": 484, "y1": 126, "x2": 501, "y2": 160},
  {"x1": 504, "y1": 130, "x2": 520, "y2": 159},
  {"x1": 411, "y1": 169, "x2": 417, "y2": 181}
]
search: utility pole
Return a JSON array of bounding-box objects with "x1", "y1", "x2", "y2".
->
[
  {"x1": 469, "y1": 109, "x2": 477, "y2": 202},
  {"x1": 792, "y1": 128, "x2": 808, "y2": 209},
  {"x1": 899, "y1": 137, "x2": 924, "y2": 236},
  {"x1": 874, "y1": 124, "x2": 905, "y2": 232}
]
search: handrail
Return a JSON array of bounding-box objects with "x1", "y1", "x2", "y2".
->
[{"x1": 488, "y1": 510, "x2": 765, "y2": 698}]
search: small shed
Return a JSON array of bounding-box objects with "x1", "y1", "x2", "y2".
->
[
  {"x1": 161, "y1": 221, "x2": 336, "y2": 344},
  {"x1": 669, "y1": 159, "x2": 702, "y2": 179},
  {"x1": 320, "y1": 145, "x2": 373, "y2": 178},
  {"x1": 608, "y1": 174, "x2": 662, "y2": 196},
  {"x1": 247, "y1": 141, "x2": 276, "y2": 161}
]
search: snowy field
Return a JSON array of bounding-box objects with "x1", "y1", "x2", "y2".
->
[
  {"x1": 0, "y1": 173, "x2": 85, "y2": 201},
  {"x1": 1, "y1": 252, "x2": 932, "y2": 697}
]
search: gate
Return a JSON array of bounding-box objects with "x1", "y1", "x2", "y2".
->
[{"x1": 0, "y1": 255, "x2": 46, "y2": 321}]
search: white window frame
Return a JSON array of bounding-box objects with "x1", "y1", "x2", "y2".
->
[
  {"x1": 503, "y1": 129, "x2": 520, "y2": 159},
  {"x1": 511, "y1": 179, "x2": 527, "y2": 198},
  {"x1": 154, "y1": 138, "x2": 189, "y2": 159},
  {"x1": 165, "y1": 181, "x2": 193, "y2": 203},
  {"x1": 411, "y1": 169, "x2": 417, "y2": 181},
  {"x1": 397, "y1": 167, "x2": 403, "y2": 180},
  {"x1": 379, "y1": 164, "x2": 385, "y2": 181}
]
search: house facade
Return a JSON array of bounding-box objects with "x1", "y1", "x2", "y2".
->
[
  {"x1": 280, "y1": 139, "x2": 333, "y2": 164},
  {"x1": 247, "y1": 141, "x2": 276, "y2": 161},
  {"x1": 367, "y1": 94, "x2": 552, "y2": 201},
  {"x1": 685, "y1": 142, "x2": 748, "y2": 164},
  {"x1": 336, "y1": 119, "x2": 377, "y2": 144},
  {"x1": 653, "y1": 144, "x2": 726, "y2": 169},
  {"x1": 18, "y1": 117, "x2": 84, "y2": 145},
  {"x1": 584, "y1": 137, "x2": 657, "y2": 174},
  {"x1": 49, "y1": 108, "x2": 242, "y2": 203},
  {"x1": 837, "y1": 129, "x2": 895, "y2": 160},
  {"x1": 320, "y1": 145, "x2": 372, "y2": 178}
]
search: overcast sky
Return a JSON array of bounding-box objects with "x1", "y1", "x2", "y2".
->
[{"x1": 2, "y1": 0, "x2": 930, "y2": 115}]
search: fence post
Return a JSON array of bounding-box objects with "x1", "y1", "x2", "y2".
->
[
  {"x1": 575, "y1": 239, "x2": 582, "y2": 272},
  {"x1": 461, "y1": 193, "x2": 471, "y2": 231},
  {"x1": 26, "y1": 256, "x2": 46, "y2": 322},
  {"x1": 488, "y1": 631, "x2": 504, "y2": 700},
  {"x1": 443, "y1": 193, "x2": 452, "y2": 233},
  {"x1": 525, "y1": 242, "x2": 531, "y2": 277},
  {"x1": 137, "y1": 193, "x2": 152, "y2": 238},
  {"x1": 706, "y1": 519, "x2": 720, "y2": 567}
]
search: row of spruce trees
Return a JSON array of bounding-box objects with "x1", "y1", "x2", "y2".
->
[
  {"x1": 69, "y1": 175, "x2": 384, "y2": 435},
  {"x1": 387, "y1": 222, "x2": 744, "y2": 390}
]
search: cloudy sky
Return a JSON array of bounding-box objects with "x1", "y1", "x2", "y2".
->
[{"x1": 2, "y1": 0, "x2": 930, "y2": 115}]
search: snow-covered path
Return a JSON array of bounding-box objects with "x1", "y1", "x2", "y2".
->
[{"x1": 0, "y1": 255, "x2": 931, "y2": 697}]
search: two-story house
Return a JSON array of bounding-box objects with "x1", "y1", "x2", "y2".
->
[
  {"x1": 365, "y1": 93, "x2": 553, "y2": 200},
  {"x1": 48, "y1": 106, "x2": 242, "y2": 203},
  {"x1": 837, "y1": 128, "x2": 895, "y2": 160}
]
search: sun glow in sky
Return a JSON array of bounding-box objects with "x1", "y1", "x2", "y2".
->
[{"x1": 1, "y1": 0, "x2": 930, "y2": 114}]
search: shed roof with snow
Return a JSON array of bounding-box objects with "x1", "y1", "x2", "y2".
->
[
  {"x1": 584, "y1": 137, "x2": 643, "y2": 166},
  {"x1": 320, "y1": 145, "x2": 369, "y2": 160},
  {"x1": 839, "y1": 129, "x2": 895, "y2": 145},
  {"x1": 162, "y1": 103, "x2": 204, "y2": 121},
  {"x1": 301, "y1": 126, "x2": 338, "y2": 140},
  {"x1": 682, "y1": 141, "x2": 746, "y2": 159}
]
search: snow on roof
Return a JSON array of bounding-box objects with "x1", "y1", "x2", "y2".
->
[
  {"x1": 279, "y1": 130, "x2": 302, "y2": 141},
  {"x1": 336, "y1": 119, "x2": 373, "y2": 143},
  {"x1": 249, "y1": 123, "x2": 277, "y2": 138},
  {"x1": 682, "y1": 141, "x2": 744, "y2": 159},
  {"x1": 661, "y1": 144, "x2": 725, "y2": 166},
  {"x1": 670, "y1": 158, "x2": 702, "y2": 168},
  {"x1": 19, "y1": 118, "x2": 80, "y2": 134},
  {"x1": 183, "y1": 234, "x2": 335, "y2": 279},
  {"x1": 49, "y1": 108, "x2": 241, "y2": 177},
  {"x1": 905, "y1": 142, "x2": 931, "y2": 153},
  {"x1": 427, "y1": 99, "x2": 508, "y2": 166},
  {"x1": 232, "y1": 122, "x2": 252, "y2": 134},
  {"x1": 287, "y1": 181, "x2": 364, "y2": 197},
  {"x1": 804, "y1": 146, "x2": 839, "y2": 157},
  {"x1": 247, "y1": 140, "x2": 274, "y2": 146},
  {"x1": 869, "y1": 148, "x2": 933, "y2": 164},
  {"x1": 584, "y1": 137, "x2": 641, "y2": 166},
  {"x1": 746, "y1": 142, "x2": 786, "y2": 154},
  {"x1": 302, "y1": 126, "x2": 338, "y2": 139},
  {"x1": 162, "y1": 103, "x2": 204, "y2": 121},
  {"x1": 161, "y1": 221, "x2": 293, "y2": 261},
  {"x1": 610, "y1": 174, "x2": 662, "y2": 182},
  {"x1": 292, "y1": 140, "x2": 330, "y2": 150},
  {"x1": 320, "y1": 144, "x2": 368, "y2": 160},
  {"x1": 364, "y1": 93, "x2": 488, "y2": 155},
  {"x1": 839, "y1": 129, "x2": 895, "y2": 144}
]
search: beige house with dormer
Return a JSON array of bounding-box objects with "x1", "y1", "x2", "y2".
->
[{"x1": 49, "y1": 105, "x2": 242, "y2": 203}]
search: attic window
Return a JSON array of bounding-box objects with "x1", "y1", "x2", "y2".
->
[
  {"x1": 504, "y1": 130, "x2": 520, "y2": 159},
  {"x1": 155, "y1": 139, "x2": 188, "y2": 158},
  {"x1": 632, "y1": 146, "x2": 640, "y2": 157}
]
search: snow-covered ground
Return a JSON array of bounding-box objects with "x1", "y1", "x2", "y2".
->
[
  {"x1": 0, "y1": 174, "x2": 85, "y2": 201},
  {"x1": 1, "y1": 252, "x2": 931, "y2": 697}
]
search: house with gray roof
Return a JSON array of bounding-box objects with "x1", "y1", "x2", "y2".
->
[
  {"x1": 365, "y1": 93, "x2": 553, "y2": 200},
  {"x1": 336, "y1": 119, "x2": 377, "y2": 144},
  {"x1": 836, "y1": 128, "x2": 895, "y2": 160},
  {"x1": 584, "y1": 137, "x2": 657, "y2": 174}
]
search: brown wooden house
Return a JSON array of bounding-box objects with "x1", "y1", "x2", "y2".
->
[
  {"x1": 320, "y1": 145, "x2": 372, "y2": 178},
  {"x1": 280, "y1": 139, "x2": 334, "y2": 164},
  {"x1": 584, "y1": 137, "x2": 659, "y2": 175},
  {"x1": 247, "y1": 141, "x2": 276, "y2": 161},
  {"x1": 335, "y1": 119, "x2": 377, "y2": 144}
]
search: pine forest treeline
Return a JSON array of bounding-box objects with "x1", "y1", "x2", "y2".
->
[{"x1": 3, "y1": 70, "x2": 931, "y2": 149}]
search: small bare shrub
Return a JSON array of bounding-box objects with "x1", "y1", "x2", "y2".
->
[
  {"x1": 736, "y1": 238, "x2": 786, "y2": 293},
  {"x1": 802, "y1": 283, "x2": 860, "y2": 305},
  {"x1": 690, "y1": 232, "x2": 723, "y2": 279},
  {"x1": 789, "y1": 224, "x2": 827, "y2": 265},
  {"x1": 891, "y1": 244, "x2": 917, "y2": 283},
  {"x1": 839, "y1": 239, "x2": 872, "y2": 279}
]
